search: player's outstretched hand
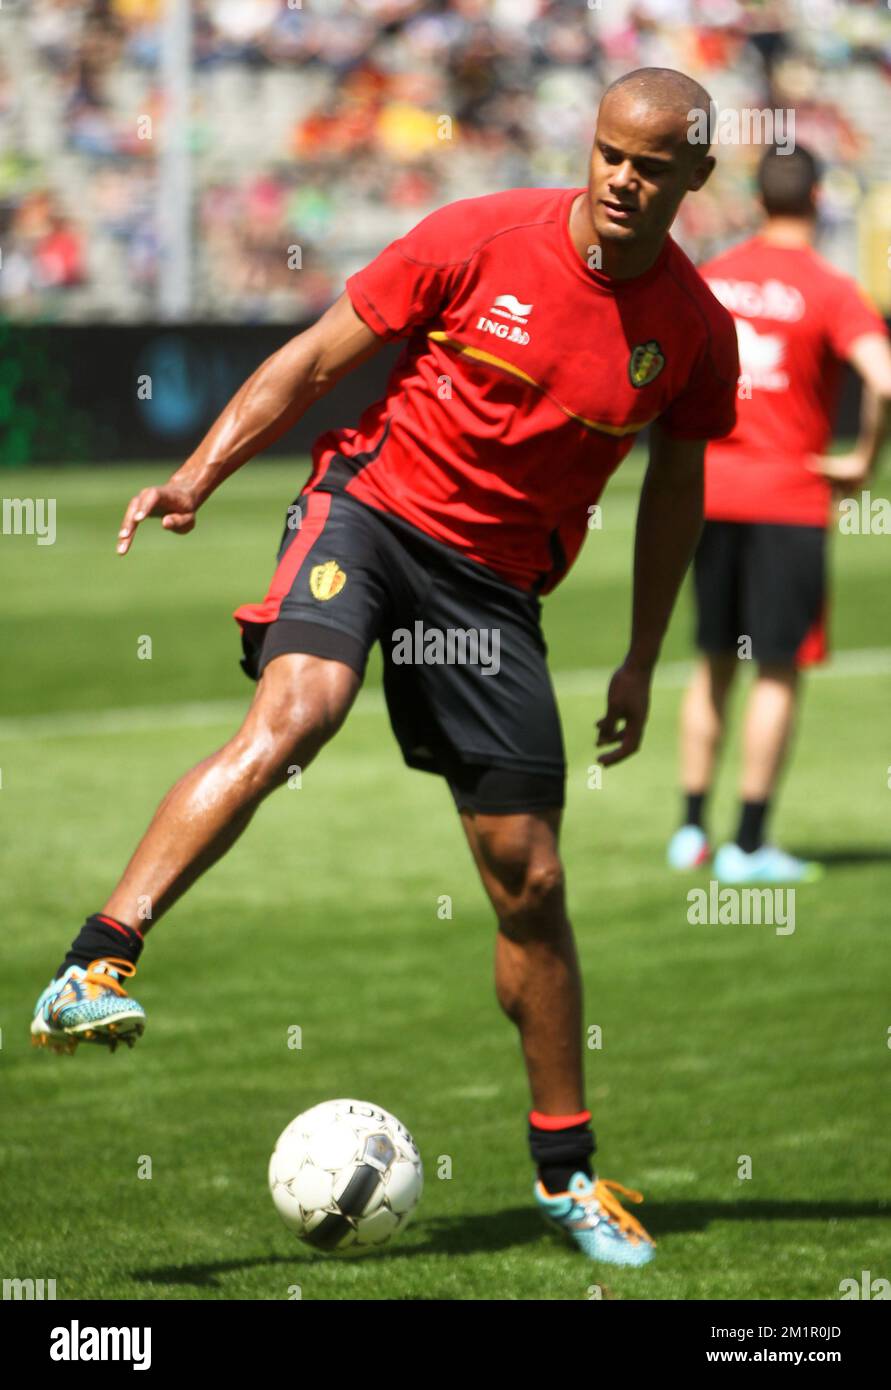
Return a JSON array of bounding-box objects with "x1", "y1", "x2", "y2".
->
[
  {"x1": 596, "y1": 662, "x2": 652, "y2": 767},
  {"x1": 806, "y1": 452, "x2": 870, "y2": 488},
  {"x1": 117, "y1": 483, "x2": 199, "y2": 554}
]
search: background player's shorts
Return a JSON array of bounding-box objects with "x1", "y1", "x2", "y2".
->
[
  {"x1": 693, "y1": 520, "x2": 828, "y2": 668},
  {"x1": 234, "y1": 489, "x2": 566, "y2": 813}
]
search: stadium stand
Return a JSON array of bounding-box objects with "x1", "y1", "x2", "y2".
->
[{"x1": 2, "y1": 0, "x2": 890, "y2": 322}]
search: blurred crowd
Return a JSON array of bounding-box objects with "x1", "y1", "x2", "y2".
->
[{"x1": 1, "y1": 0, "x2": 890, "y2": 322}]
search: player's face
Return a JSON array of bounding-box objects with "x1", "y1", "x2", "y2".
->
[{"x1": 587, "y1": 95, "x2": 714, "y2": 248}]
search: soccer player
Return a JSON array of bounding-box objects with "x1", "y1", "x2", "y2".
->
[
  {"x1": 668, "y1": 145, "x2": 891, "y2": 883},
  {"x1": 32, "y1": 68, "x2": 738, "y2": 1266}
]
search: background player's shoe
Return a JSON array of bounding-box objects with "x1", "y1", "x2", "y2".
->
[
  {"x1": 667, "y1": 824, "x2": 710, "y2": 870},
  {"x1": 535, "y1": 1173, "x2": 656, "y2": 1266},
  {"x1": 30, "y1": 958, "x2": 145, "y2": 1054},
  {"x1": 713, "y1": 842, "x2": 823, "y2": 884}
]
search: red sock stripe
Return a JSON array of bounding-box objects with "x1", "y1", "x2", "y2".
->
[
  {"x1": 96, "y1": 914, "x2": 135, "y2": 937},
  {"x1": 529, "y1": 1109, "x2": 592, "y2": 1131},
  {"x1": 233, "y1": 490, "x2": 333, "y2": 628}
]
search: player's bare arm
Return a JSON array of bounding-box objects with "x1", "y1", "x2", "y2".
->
[
  {"x1": 116, "y1": 293, "x2": 383, "y2": 554},
  {"x1": 597, "y1": 425, "x2": 705, "y2": 767},
  {"x1": 808, "y1": 331, "x2": 891, "y2": 486}
]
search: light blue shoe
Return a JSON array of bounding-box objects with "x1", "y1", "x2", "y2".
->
[
  {"x1": 31, "y1": 958, "x2": 146, "y2": 1054},
  {"x1": 535, "y1": 1173, "x2": 656, "y2": 1266},
  {"x1": 713, "y1": 842, "x2": 823, "y2": 884},
  {"x1": 667, "y1": 824, "x2": 710, "y2": 871}
]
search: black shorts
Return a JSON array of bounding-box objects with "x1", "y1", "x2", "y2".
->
[
  {"x1": 235, "y1": 489, "x2": 566, "y2": 813},
  {"x1": 693, "y1": 520, "x2": 828, "y2": 668}
]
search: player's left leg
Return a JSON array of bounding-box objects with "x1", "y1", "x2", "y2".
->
[
  {"x1": 378, "y1": 523, "x2": 654, "y2": 1262},
  {"x1": 740, "y1": 661, "x2": 799, "y2": 808},
  {"x1": 713, "y1": 662, "x2": 820, "y2": 883},
  {"x1": 458, "y1": 806, "x2": 655, "y2": 1266},
  {"x1": 460, "y1": 807, "x2": 582, "y2": 1114}
]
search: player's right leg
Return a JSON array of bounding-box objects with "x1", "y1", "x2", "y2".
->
[
  {"x1": 32, "y1": 486, "x2": 395, "y2": 1054},
  {"x1": 669, "y1": 653, "x2": 738, "y2": 868},
  {"x1": 713, "y1": 661, "x2": 821, "y2": 883},
  {"x1": 31, "y1": 652, "x2": 361, "y2": 1053},
  {"x1": 668, "y1": 521, "x2": 741, "y2": 869}
]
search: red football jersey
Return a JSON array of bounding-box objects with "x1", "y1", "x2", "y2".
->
[
  {"x1": 702, "y1": 236, "x2": 887, "y2": 527},
  {"x1": 306, "y1": 186, "x2": 739, "y2": 593}
]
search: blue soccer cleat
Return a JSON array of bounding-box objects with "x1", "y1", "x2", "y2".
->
[
  {"x1": 667, "y1": 824, "x2": 710, "y2": 871},
  {"x1": 713, "y1": 842, "x2": 823, "y2": 884},
  {"x1": 535, "y1": 1173, "x2": 656, "y2": 1266},
  {"x1": 31, "y1": 957, "x2": 146, "y2": 1054}
]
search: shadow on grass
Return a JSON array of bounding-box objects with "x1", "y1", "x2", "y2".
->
[
  {"x1": 790, "y1": 846, "x2": 891, "y2": 867},
  {"x1": 130, "y1": 1207, "x2": 544, "y2": 1287},
  {"x1": 647, "y1": 1197, "x2": 891, "y2": 1237},
  {"x1": 129, "y1": 1197, "x2": 889, "y2": 1289}
]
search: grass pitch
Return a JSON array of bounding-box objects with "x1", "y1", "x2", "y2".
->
[{"x1": 1, "y1": 452, "x2": 889, "y2": 1300}]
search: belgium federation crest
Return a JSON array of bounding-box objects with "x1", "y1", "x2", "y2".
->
[
  {"x1": 309, "y1": 560, "x2": 347, "y2": 601},
  {"x1": 628, "y1": 340, "x2": 665, "y2": 389}
]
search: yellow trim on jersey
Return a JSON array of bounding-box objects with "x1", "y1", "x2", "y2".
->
[{"x1": 427, "y1": 331, "x2": 654, "y2": 438}]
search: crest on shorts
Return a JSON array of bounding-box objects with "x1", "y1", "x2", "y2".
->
[
  {"x1": 628, "y1": 340, "x2": 665, "y2": 388},
  {"x1": 309, "y1": 560, "x2": 347, "y2": 601}
]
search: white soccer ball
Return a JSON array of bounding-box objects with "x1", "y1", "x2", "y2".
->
[{"x1": 269, "y1": 1098, "x2": 423, "y2": 1254}]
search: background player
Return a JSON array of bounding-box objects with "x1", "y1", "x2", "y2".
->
[
  {"x1": 31, "y1": 68, "x2": 739, "y2": 1265},
  {"x1": 669, "y1": 145, "x2": 891, "y2": 883}
]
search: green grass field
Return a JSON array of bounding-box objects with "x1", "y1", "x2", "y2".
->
[{"x1": 2, "y1": 453, "x2": 889, "y2": 1301}]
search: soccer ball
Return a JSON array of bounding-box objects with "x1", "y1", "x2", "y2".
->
[{"x1": 269, "y1": 1098, "x2": 423, "y2": 1254}]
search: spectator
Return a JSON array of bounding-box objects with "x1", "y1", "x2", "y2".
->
[{"x1": 3, "y1": 0, "x2": 889, "y2": 321}]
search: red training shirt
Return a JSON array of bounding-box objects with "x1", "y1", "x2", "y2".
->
[
  {"x1": 305, "y1": 186, "x2": 739, "y2": 593},
  {"x1": 701, "y1": 236, "x2": 887, "y2": 528}
]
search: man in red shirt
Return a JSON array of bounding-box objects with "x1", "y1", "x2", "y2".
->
[
  {"x1": 32, "y1": 68, "x2": 739, "y2": 1265},
  {"x1": 668, "y1": 146, "x2": 891, "y2": 884}
]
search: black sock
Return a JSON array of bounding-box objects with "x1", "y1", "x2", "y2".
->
[
  {"x1": 684, "y1": 792, "x2": 706, "y2": 830},
  {"x1": 55, "y1": 913, "x2": 144, "y2": 981},
  {"x1": 529, "y1": 1111, "x2": 596, "y2": 1194},
  {"x1": 736, "y1": 800, "x2": 769, "y2": 854}
]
